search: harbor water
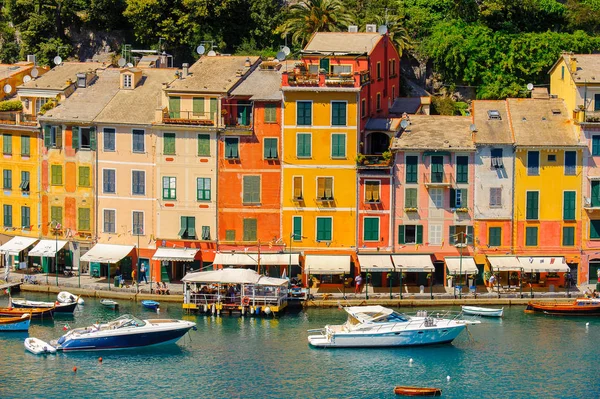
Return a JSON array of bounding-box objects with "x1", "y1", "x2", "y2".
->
[{"x1": 1, "y1": 293, "x2": 599, "y2": 399}]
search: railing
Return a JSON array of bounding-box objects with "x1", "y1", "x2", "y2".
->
[
  {"x1": 223, "y1": 115, "x2": 253, "y2": 132},
  {"x1": 0, "y1": 111, "x2": 38, "y2": 126},
  {"x1": 162, "y1": 109, "x2": 216, "y2": 126},
  {"x1": 185, "y1": 285, "x2": 288, "y2": 308},
  {"x1": 585, "y1": 110, "x2": 600, "y2": 123},
  {"x1": 423, "y1": 172, "x2": 453, "y2": 186},
  {"x1": 284, "y1": 70, "x2": 370, "y2": 88},
  {"x1": 357, "y1": 154, "x2": 392, "y2": 167}
]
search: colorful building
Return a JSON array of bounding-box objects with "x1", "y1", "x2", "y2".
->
[{"x1": 0, "y1": 61, "x2": 47, "y2": 100}]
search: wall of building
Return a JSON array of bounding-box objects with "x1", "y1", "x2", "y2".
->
[
  {"x1": 358, "y1": 172, "x2": 392, "y2": 249},
  {"x1": 474, "y1": 145, "x2": 514, "y2": 220}
]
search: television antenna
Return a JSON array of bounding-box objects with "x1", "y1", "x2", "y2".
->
[
  {"x1": 117, "y1": 58, "x2": 126, "y2": 67},
  {"x1": 31, "y1": 68, "x2": 39, "y2": 78},
  {"x1": 3, "y1": 84, "x2": 12, "y2": 94},
  {"x1": 23, "y1": 75, "x2": 31, "y2": 83},
  {"x1": 526, "y1": 83, "x2": 534, "y2": 91},
  {"x1": 53, "y1": 56, "x2": 62, "y2": 65}
]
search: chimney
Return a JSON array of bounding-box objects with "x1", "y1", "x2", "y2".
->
[
  {"x1": 27, "y1": 55, "x2": 36, "y2": 64},
  {"x1": 244, "y1": 57, "x2": 251, "y2": 67},
  {"x1": 182, "y1": 63, "x2": 189, "y2": 77},
  {"x1": 570, "y1": 57, "x2": 577, "y2": 73}
]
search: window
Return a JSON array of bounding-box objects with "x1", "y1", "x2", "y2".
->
[
  {"x1": 225, "y1": 230, "x2": 236, "y2": 241},
  {"x1": 376, "y1": 62, "x2": 381, "y2": 79},
  {"x1": 296, "y1": 101, "x2": 312, "y2": 125},
  {"x1": 78, "y1": 166, "x2": 90, "y2": 187},
  {"x1": 72, "y1": 127, "x2": 95, "y2": 150},
  {"x1": 103, "y1": 128, "x2": 116, "y2": 151},
  {"x1": 169, "y1": 96, "x2": 181, "y2": 118},
  {"x1": 428, "y1": 224, "x2": 442, "y2": 245},
  {"x1": 376, "y1": 93, "x2": 381, "y2": 110},
  {"x1": 132, "y1": 129, "x2": 145, "y2": 153},
  {"x1": 264, "y1": 103, "x2": 277, "y2": 123},
  {"x1": 563, "y1": 226, "x2": 575, "y2": 246},
  {"x1": 292, "y1": 216, "x2": 302, "y2": 241},
  {"x1": 197, "y1": 177, "x2": 211, "y2": 201},
  {"x1": 20, "y1": 171, "x2": 30, "y2": 192},
  {"x1": 365, "y1": 181, "x2": 381, "y2": 203},
  {"x1": 103, "y1": 169, "x2": 116, "y2": 193},
  {"x1": 563, "y1": 191, "x2": 576, "y2": 221},
  {"x1": 548, "y1": 154, "x2": 556, "y2": 162},
  {"x1": 2, "y1": 134, "x2": 11, "y2": 154},
  {"x1": 103, "y1": 209, "x2": 115, "y2": 233},
  {"x1": 525, "y1": 226, "x2": 538, "y2": 246},
  {"x1": 162, "y1": 177, "x2": 176, "y2": 200},
  {"x1": 491, "y1": 148, "x2": 504, "y2": 168},
  {"x1": 526, "y1": 191, "x2": 539, "y2": 220},
  {"x1": 592, "y1": 180, "x2": 600, "y2": 207},
  {"x1": 51, "y1": 206, "x2": 62, "y2": 226},
  {"x1": 593, "y1": 136, "x2": 600, "y2": 156},
  {"x1": 450, "y1": 188, "x2": 468, "y2": 208},
  {"x1": 132, "y1": 170, "x2": 145, "y2": 195},
  {"x1": 431, "y1": 155, "x2": 444, "y2": 183},
  {"x1": 293, "y1": 176, "x2": 303, "y2": 200},
  {"x1": 591, "y1": 220, "x2": 600, "y2": 239},
  {"x1": 527, "y1": 151, "x2": 539, "y2": 176},
  {"x1": 179, "y1": 216, "x2": 196, "y2": 239},
  {"x1": 192, "y1": 97, "x2": 204, "y2": 116},
  {"x1": 243, "y1": 218, "x2": 257, "y2": 241},
  {"x1": 35, "y1": 98, "x2": 48, "y2": 115},
  {"x1": 331, "y1": 134, "x2": 346, "y2": 158},
  {"x1": 449, "y1": 225, "x2": 473, "y2": 245},
  {"x1": 596, "y1": 94, "x2": 600, "y2": 112},
  {"x1": 296, "y1": 133, "x2": 311, "y2": 158},
  {"x1": 21, "y1": 136, "x2": 30, "y2": 156},
  {"x1": 224, "y1": 137, "x2": 239, "y2": 159},
  {"x1": 564, "y1": 151, "x2": 576, "y2": 176},
  {"x1": 3, "y1": 204, "x2": 12, "y2": 227},
  {"x1": 163, "y1": 133, "x2": 175, "y2": 155},
  {"x1": 197, "y1": 134, "x2": 210, "y2": 156},
  {"x1": 78, "y1": 208, "x2": 91, "y2": 231},
  {"x1": 489, "y1": 227, "x2": 502, "y2": 247},
  {"x1": 406, "y1": 155, "x2": 418, "y2": 183},
  {"x1": 316, "y1": 217, "x2": 332, "y2": 241},
  {"x1": 398, "y1": 225, "x2": 423, "y2": 244},
  {"x1": 561, "y1": 65, "x2": 565, "y2": 80},
  {"x1": 331, "y1": 64, "x2": 351, "y2": 74},
  {"x1": 490, "y1": 187, "x2": 502, "y2": 207},
  {"x1": 43, "y1": 125, "x2": 62, "y2": 149},
  {"x1": 123, "y1": 74, "x2": 132, "y2": 89},
  {"x1": 363, "y1": 217, "x2": 380, "y2": 241},
  {"x1": 201, "y1": 226, "x2": 211, "y2": 240},
  {"x1": 405, "y1": 188, "x2": 418, "y2": 208},
  {"x1": 51, "y1": 165, "x2": 62, "y2": 185},
  {"x1": 133, "y1": 211, "x2": 144, "y2": 235},
  {"x1": 331, "y1": 101, "x2": 347, "y2": 126},
  {"x1": 317, "y1": 177, "x2": 333, "y2": 200},
  {"x1": 456, "y1": 156, "x2": 468, "y2": 183},
  {"x1": 361, "y1": 98, "x2": 366, "y2": 118},
  {"x1": 21, "y1": 206, "x2": 30, "y2": 229},
  {"x1": 3, "y1": 169, "x2": 11, "y2": 189},
  {"x1": 264, "y1": 138, "x2": 278, "y2": 159},
  {"x1": 243, "y1": 175, "x2": 260, "y2": 204}
]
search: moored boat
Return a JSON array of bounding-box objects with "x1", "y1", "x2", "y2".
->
[
  {"x1": 462, "y1": 305, "x2": 504, "y2": 318},
  {"x1": 141, "y1": 300, "x2": 160, "y2": 310},
  {"x1": 100, "y1": 299, "x2": 119, "y2": 309},
  {"x1": 307, "y1": 306, "x2": 479, "y2": 348},
  {"x1": 525, "y1": 300, "x2": 600, "y2": 316},
  {"x1": 0, "y1": 307, "x2": 54, "y2": 319},
  {"x1": 0, "y1": 314, "x2": 31, "y2": 332},
  {"x1": 58, "y1": 291, "x2": 84, "y2": 305},
  {"x1": 24, "y1": 337, "x2": 57, "y2": 355},
  {"x1": 11, "y1": 298, "x2": 79, "y2": 313},
  {"x1": 394, "y1": 386, "x2": 442, "y2": 396},
  {"x1": 51, "y1": 314, "x2": 196, "y2": 351}
]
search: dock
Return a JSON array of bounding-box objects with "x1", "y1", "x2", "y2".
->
[{"x1": 0, "y1": 282, "x2": 22, "y2": 293}]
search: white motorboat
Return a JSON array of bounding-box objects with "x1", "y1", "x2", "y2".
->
[
  {"x1": 307, "y1": 306, "x2": 479, "y2": 348},
  {"x1": 461, "y1": 306, "x2": 504, "y2": 317},
  {"x1": 24, "y1": 337, "x2": 57, "y2": 355},
  {"x1": 100, "y1": 299, "x2": 119, "y2": 309},
  {"x1": 58, "y1": 291, "x2": 84, "y2": 305}
]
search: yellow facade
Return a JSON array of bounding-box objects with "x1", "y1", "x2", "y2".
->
[
  {"x1": 282, "y1": 90, "x2": 358, "y2": 249},
  {"x1": 549, "y1": 58, "x2": 578, "y2": 116}
]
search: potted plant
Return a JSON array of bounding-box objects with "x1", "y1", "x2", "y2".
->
[
  {"x1": 447, "y1": 275, "x2": 453, "y2": 287},
  {"x1": 355, "y1": 153, "x2": 367, "y2": 165},
  {"x1": 382, "y1": 150, "x2": 393, "y2": 164},
  {"x1": 510, "y1": 272, "x2": 519, "y2": 284},
  {"x1": 483, "y1": 271, "x2": 492, "y2": 286},
  {"x1": 426, "y1": 273, "x2": 433, "y2": 287},
  {"x1": 468, "y1": 273, "x2": 477, "y2": 287}
]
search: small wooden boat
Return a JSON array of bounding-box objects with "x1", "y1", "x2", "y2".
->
[
  {"x1": 58, "y1": 291, "x2": 84, "y2": 305},
  {"x1": 24, "y1": 337, "x2": 57, "y2": 355},
  {"x1": 0, "y1": 314, "x2": 31, "y2": 331},
  {"x1": 141, "y1": 300, "x2": 160, "y2": 310},
  {"x1": 525, "y1": 300, "x2": 600, "y2": 316},
  {"x1": 394, "y1": 386, "x2": 442, "y2": 396},
  {"x1": 0, "y1": 307, "x2": 54, "y2": 319},
  {"x1": 100, "y1": 299, "x2": 119, "y2": 309},
  {"x1": 462, "y1": 305, "x2": 504, "y2": 318},
  {"x1": 11, "y1": 298, "x2": 79, "y2": 313}
]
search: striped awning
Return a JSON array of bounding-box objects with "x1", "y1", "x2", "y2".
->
[
  {"x1": 357, "y1": 255, "x2": 394, "y2": 271},
  {"x1": 304, "y1": 255, "x2": 351, "y2": 274},
  {"x1": 391, "y1": 254, "x2": 435, "y2": 272},
  {"x1": 488, "y1": 256, "x2": 521, "y2": 272},
  {"x1": 517, "y1": 257, "x2": 569, "y2": 272},
  {"x1": 28, "y1": 239, "x2": 69, "y2": 258},
  {"x1": 153, "y1": 247, "x2": 199, "y2": 262},
  {"x1": 0, "y1": 236, "x2": 38, "y2": 256},
  {"x1": 445, "y1": 257, "x2": 478, "y2": 274}
]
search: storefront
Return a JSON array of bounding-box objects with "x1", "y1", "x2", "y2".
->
[
  {"x1": 487, "y1": 256, "x2": 521, "y2": 290},
  {"x1": 517, "y1": 256, "x2": 569, "y2": 291},
  {"x1": 0, "y1": 236, "x2": 38, "y2": 270},
  {"x1": 445, "y1": 256, "x2": 478, "y2": 288},
  {"x1": 81, "y1": 244, "x2": 134, "y2": 283},
  {"x1": 390, "y1": 254, "x2": 435, "y2": 287},
  {"x1": 357, "y1": 254, "x2": 394, "y2": 289},
  {"x1": 28, "y1": 239, "x2": 69, "y2": 274},
  {"x1": 152, "y1": 247, "x2": 200, "y2": 283},
  {"x1": 303, "y1": 255, "x2": 351, "y2": 288}
]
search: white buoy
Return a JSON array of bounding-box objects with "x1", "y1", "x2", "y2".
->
[
  {"x1": 409, "y1": 358, "x2": 413, "y2": 363},
  {"x1": 264, "y1": 306, "x2": 272, "y2": 315},
  {"x1": 586, "y1": 322, "x2": 590, "y2": 327},
  {"x1": 447, "y1": 376, "x2": 451, "y2": 382},
  {"x1": 156, "y1": 307, "x2": 160, "y2": 314}
]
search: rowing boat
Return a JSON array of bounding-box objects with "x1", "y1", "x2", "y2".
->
[
  {"x1": 525, "y1": 300, "x2": 600, "y2": 316},
  {"x1": 462, "y1": 305, "x2": 504, "y2": 317},
  {"x1": 0, "y1": 314, "x2": 31, "y2": 331},
  {"x1": 100, "y1": 299, "x2": 119, "y2": 309},
  {"x1": 0, "y1": 307, "x2": 54, "y2": 318},
  {"x1": 394, "y1": 386, "x2": 442, "y2": 396}
]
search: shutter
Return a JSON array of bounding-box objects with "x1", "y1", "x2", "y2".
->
[
  {"x1": 317, "y1": 178, "x2": 325, "y2": 198},
  {"x1": 532, "y1": 192, "x2": 539, "y2": 219},
  {"x1": 293, "y1": 217, "x2": 302, "y2": 239},
  {"x1": 293, "y1": 177, "x2": 302, "y2": 198},
  {"x1": 89, "y1": 126, "x2": 97, "y2": 150},
  {"x1": 187, "y1": 217, "x2": 196, "y2": 238},
  {"x1": 71, "y1": 126, "x2": 79, "y2": 149},
  {"x1": 467, "y1": 226, "x2": 474, "y2": 244},
  {"x1": 372, "y1": 182, "x2": 380, "y2": 202},
  {"x1": 340, "y1": 103, "x2": 346, "y2": 125},
  {"x1": 592, "y1": 221, "x2": 600, "y2": 239},
  {"x1": 252, "y1": 176, "x2": 260, "y2": 203},
  {"x1": 197, "y1": 134, "x2": 210, "y2": 156},
  {"x1": 169, "y1": 97, "x2": 180, "y2": 118},
  {"x1": 366, "y1": 182, "x2": 374, "y2": 201},
  {"x1": 210, "y1": 98, "x2": 217, "y2": 122},
  {"x1": 449, "y1": 188, "x2": 456, "y2": 208},
  {"x1": 325, "y1": 218, "x2": 332, "y2": 240},
  {"x1": 593, "y1": 182, "x2": 600, "y2": 207},
  {"x1": 332, "y1": 102, "x2": 339, "y2": 125},
  {"x1": 449, "y1": 226, "x2": 456, "y2": 245},
  {"x1": 416, "y1": 225, "x2": 423, "y2": 244},
  {"x1": 178, "y1": 217, "x2": 187, "y2": 237},
  {"x1": 594, "y1": 136, "x2": 600, "y2": 156},
  {"x1": 325, "y1": 178, "x2": 333, "y2": 199},
  {"x1": 193, "y1": 97, "x2": 205, "y2": 116},
  {"x1": 44, "y1": 125, "x2": 51, "y2": 148},
  {"x1": 319, "y1": 58, "x2": 330, "y2": 72},
  {"x1": 461, "y1": 189, "x2": 468, "y2": 208},
  {"x1": 56, "y1": 126, "x2": 63, "y2": 148},
  {"x1": 398, "y1": 225, "x2": 405, "y2": 244}
]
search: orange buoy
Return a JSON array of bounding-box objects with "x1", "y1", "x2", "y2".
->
[
  {"x1": 73, "y1": 366, "x2": 77, "y2": 372},
  {"x1": 98, "y1": 357, "x2": 103, "y2": 363}
]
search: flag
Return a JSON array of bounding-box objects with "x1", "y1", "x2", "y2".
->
[
  {"x1": 281, "y1": 268, "x2": 287, "y2": 279},
  {"x1": 63, "y1": 323, "x2": 70, "y2": 331},
  {"x1": 550, "y1": 258, "x2": 555, "y2": 264}
]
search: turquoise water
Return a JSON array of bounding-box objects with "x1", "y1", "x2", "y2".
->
[{"x1": 1, "y1": 293, "x2": 599, "y2": 399}]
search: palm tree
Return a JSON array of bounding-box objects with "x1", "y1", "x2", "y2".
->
[
  {"x1": 369, "y1": 14, "x2": 412, "y2": 57},
  {"x1": 276, "y1": 0, "x2": 354, "y2": 47}
]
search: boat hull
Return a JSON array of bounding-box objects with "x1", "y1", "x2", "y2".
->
[
  {"x1": 526, "y1": 301, "x2": 600, "y2": 316},
  {"x1": 58, "y1": 292, "x2": 84, "y2": 305},
  {"x1": 141, "y1": 300, "x2": 159, "y2": 310},
  {"x1": 462, "y1": 306, "x2": 504, "y2": 317},
  {"x1": 12, "y1": 300, "x2": 77, "y2": 313},
  {"x1": 394, "y1": 386, "x2": 442, "y2": 396},
  {"x1": 100, "y1": 300, "x2": 119, "y2": 309},
  {"x1": 24, "y1": 338, "x2": 57, "y2": 354},
  {"x1": 0, "y1": 315, "x2": 31, "y2": 331},
  {"x1": 0, "y1": 307, "x2": 54, "y2": 319}
]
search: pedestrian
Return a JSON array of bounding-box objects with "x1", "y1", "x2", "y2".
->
[
  {"x1": 489, "y1": 274, "x2": 496, "y2": 287},
  {"x1": 139, "y1": 263, "x2": 148, "y2": 284},
  {"x1": 115, "y1": 266, "x2": 122, "y2": 287},
  {"x1": 131, "y1": 268, "x2": 137, "y2": 286},
  {"x1": 354, "y1": 274, "x2": 363, "y2": 294}
]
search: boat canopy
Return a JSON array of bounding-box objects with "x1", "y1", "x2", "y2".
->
[
  {"x1": 345, "y1": 305, "x2": 407, "y2": 324},
  {"x1": 28, "y1": 239, "x2": 69, "y2": 258},
  {"x1": 517, "y1": 257, "x2": 569, "y2": 272},
  {"x1": 152, "y1": 247, "x2": 199, "y2": 262},
  {"x1": 213, "y1": 252, "x2": 300, "y2": 266},
  {"x1": 80, "y1": 244, "x2": 134, "y2": 264},
  {"x1": 488, "y1": 256, "x2": 521, "y2": 272},
  {"x1": 304, "y1": 255, "x2": 351, "y2": 274},
  {"x1": 445, "y1": 257, "x2": 478, "y2": 274},
  {"x1": 391, "y1": 254, "x2": 435, "y2": 272},
  {"x1": 181, "y1": 267, "x2": 288, "y2": 286},
  {"x1": 357, "y1": 254, "x2": 393, "y2": 271},
  {"x1": 0, "y1": 236, "x2": 38, "y2": 256}
]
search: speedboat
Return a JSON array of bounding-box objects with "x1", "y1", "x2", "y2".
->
[
  {"x1": 51, "y1": 314, "x2": 196, "y2": 351},
  {"x1": 0, "y1": 314, "x2": 31, "y2": 331},
  {"x1": 525, "y1": 300, "x2": 600, "y2": 316},
  {"x1": 11, "y1": 298, "x2": 78, "y2": 313},
  {"x1": 24, "y1": 337, "x2": 57, "y2": 355},
  {"x1": 307, "y1": 306, "x2": 479, "y2": 348},
  {"x1": 58, "y1": 291, "x2": 84, "y2": 305},
  {"x1": 141, "y1": 300, "x2": 160, "y2": 310},
  {"x1": 100, "y1": 299, "x2": 119, "y2": 309},
  {"x1": 462, "y1": 305, "x2": 504, "y2": 317}
]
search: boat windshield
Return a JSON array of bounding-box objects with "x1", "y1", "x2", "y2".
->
[
  {"x1": 108, "y1": 314, "x2": 146, "y2": 329},
  {"x1": 375, "y1": 312, "x2": 408, "y2": 323}
]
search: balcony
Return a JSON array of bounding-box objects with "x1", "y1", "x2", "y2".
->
[
  {"x1": 423, "y1": 172, "x2": 453, "y2": 187},
  {"x1": 283, "y1": 68, "x2": 370, "y2": 88},
  {"x1": 356, "y1": 152, "x2": 392, "y2": 169},
  {"x1": 585, "y1": 110, "x2": 600, "y2": 124},
  {"x1": 162, "y1": 109, "x2": 215, "y2": 126},
  {"x1": 0, "y1": 111, "x2": 38, "y2": 127},
  {"x1": 223, "y1": 114, "x2": 253, "y2": 134}
]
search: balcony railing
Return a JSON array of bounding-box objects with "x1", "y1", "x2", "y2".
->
[
  {"x1": 0, "y1": 111, "x2": 38, "y2": 126},
  {"x1": 585, "y1": 110, "x2": 600, "y2": 123},
  {"x1": 283, "y1": 69, "x2": 370, "y2": 88},
  {"x1": 356, "y1": 154, "x2": 392, "y2": 168},
  {"x1": 423, "y1": 172, "x2": 453, "y2": 187},
  {"x1": 162, "y1": 109, "x2": 216, "y2": 126},
  {"x1": 223, "y1": 115, "x2": 253, "y2": 133}
]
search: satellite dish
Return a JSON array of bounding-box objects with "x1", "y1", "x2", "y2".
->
[
  {"x1": 378, "y1": 25, "x2": 388, "y2": 35},
  {"x1": 126, "y1": 63, "x2": 134, "y2": 68},
  {"x1": 23, "y1": 75, "x2": 31, "y2": 83},
  {"x1": 526, "y1": 83, "x2": 534, "y2": 91},
  {"x1": 31, "y1": 68, "x2": 39, "y2": 78},
  {"x1": 282, "y1": 46, "x2": 290, "y2": 56},
  {"x1": 207, "y1": 50, "x2": 216, "y2": 57},
  {"x1": 469, "y1": 124, "x2": 477, "y2": 132},
  {"x1": 276, "y1": 51, "x2": 286, "y2": 61},
  {"x1": 196, "y1": 45, "x2": 205, "y2": 55},
  {"x1": 3, "y1": 84, "x2": 12, "y2": 94},
  {"x1": 400, "y1": 120, "x2": 409, "y2": 129},
  {"x1": 53, "y1": 56, "x2": 62, "y2": 65},
  {"x1": 117, "y1": 58, "x2": 126, "y2": 67}
]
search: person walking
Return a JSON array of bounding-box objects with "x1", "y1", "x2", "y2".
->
[
  {"x1": 354, "y1": 274, "x2": 363, "y2": 294},
  {"x1": 140, "y1": 263, "x2": 148, "y2": 284},
  {"x1": 131, "y1": 268, "x2": 137, "y2": 286}
]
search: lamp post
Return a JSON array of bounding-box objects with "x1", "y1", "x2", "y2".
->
[
  {"x1": 455, "y1": 242, "x2": 466, "y2": 299},
  {"x1": 399, "y1": 268, "x2": 403, "y2": 300},
  {"x1": 51, "y1": 220, "x2": 60, "y2": 287}
]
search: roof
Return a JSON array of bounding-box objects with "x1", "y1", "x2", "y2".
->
[
  {"x1": 365, "y1": 117, "x2": 402, "y2": 132},
  {"x1": 167, "y1": 56, "x2": 259, "y2": 93},
  {"x1": 550, "y1": 53, "x2": 600, "y2": 83},
  {"x1": 19, "y1": 62, "x2": 106, "y2": 91},
  {"x1": 390, "y1": 97, "x2": 422, "y2": 114},
  {"x1": 95, "y1": 69, "x2": 176, "y2": 125},
  {"x1": 390, "y1": 115, "x2": 475, "y2": 151},
  {"x1": 181, "y1": 267, "x2": 288, "y2": 286},
  {"x1": 507, "y1": 98, "x2": 579, "y2": 147},
  {"x1": 471, "y1": 100, "x2": 513, "y2": 145},
  {"x1": 304, "y1": 32, "x2": 382, "y2": 55},
  {"x1": 41, "y1": 68, "x2": 120, "y2": 123},
  {"x1": 0, "y1": 63, "x2": 31, "y2": 77},
  {"x1": 230, "y1": 64, "x2": 283, "y2": 101},
  {"x1": 0, "y1": 236, "x2": 37, "y2": 255}
]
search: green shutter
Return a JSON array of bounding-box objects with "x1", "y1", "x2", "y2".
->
[
  {"x1": 297, "y1": 134, "x2": 311, "y2": 157},
  {"x1": 526, "y1": 192, "x2": 539, "y2": 220},
  {"x1": 332, "y1": 102, "x2": 346, "y2": 126},
  {"x1": 197, "y1": 134, "x2": 210, "y2": 156},
  {"x1": 563, "y1": 226, "x2": 575, "y2": 246},
  {"x1": 319, "y1": 58, "x2": 330, "y2": 72},
  {"x1": 56, "y1": 126, "x2": 62, "y2": 148},
  {"x1": 489, "y1": 227, "x2": 501, "y2": 247},
  {"x1": 2, "y1": 134, "x2": 11, "y2": 154},
  {"x1": 406, "y1": 156, "x2": 418, "y2": 183},
  {"x1": 593, "y1": 181, "x2": 600, "y2": 207},
  {"x1": 431, "y1": 156, "x2": 443, "y2": 182},
  {"x1": 264, "y1": 138, "x2": 278, "y2": 159},
  {"x1": 317, "y1": 218, "x2": 332, "y2": 241},
  {"x1": 416, "y1": 225, "x2": 423, "y2": 244},
  {"x1": 78, "y1": 208, "x2": 90, "y2": 231},
  {"x1": 44, "y1": 125, "x2": 51, "y2": 148},
  {"x1": 193, "y1": 97, "x2": 205, "y2": 116},
  {"x1": 461, "y1": 189, "x2": 468, "y2": 208},
  {"x1": 449, "y1": 226, "x2": 456, "y2": 245},
  {"x1": 21, "y1": 136, "x2": 30, "y2": 156},
  {"x1": 526, "y1": 226, "x2": 538, "y2": 246},
  {"x1": 450, "y1": 188, "x2": 456, "y2": 208},
  {"x1": 591, "y1": 220, "x2": 600, "y2": 239},
  {"x1": 405, "y1": 188, "x2": 417, "y2": 208},
  {"x1": 89, "y1": 127, "x2": 96, "y2": 150},
  {"x1": 297, "y1": 102, "x2": 311, "y2": 126},
  {"x1": 456, "y1": 156, "x2": 468, "y2": 183},
  {"x1": 467, "y1": 226, "x2": 474, "y2": 244},
  {"x1": 593, "y1": 136, "x2": 600, "y2": 156},
  {"x1": 210, "y1": 98, "x2": 218, "y2": 122},
  {"x1": 164, "y1": 133, "x2": 175, "y2": 155},
  {"x1": 398, "y1": 225, "x2": 405, "y2": 244},
  {"x1": 169, "y1": 96, "x2": 181, "y2": 118},
  {"x1": 563, "y1": 191, "x2": 576, "y2": 220},
  {"x1": 243, "y1": 218, "x2": 257, "y2": 241},
  {"x1": 71, "y1": 126, "x2": 79, "y2": 149},
  {"x1": 187, "y1": 216, "x2": 196, "y2": 238},
  {"x1": 264, "y1": 103, "x2": 277, "y2": 123},
  {"x1": 293, "y1": 216, "x2": 302, "y2": 240},
  {"x1": 364, "y1": 218, "x2": 379, "y2": 241},
  {"x1": 178, "y1": 217, "x2": 187, "y2": 237},
  {"x1": 331, "y1": 134, "x2": 345, "y2": 158},
  {"x1": 243, "y1": 176, "x2": 260, "y2": 204}
]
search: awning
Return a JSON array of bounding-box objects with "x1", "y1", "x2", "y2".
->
[
  {"x1": 0, "y1": 236, "x2": 38, "y2": 256},
  {"x1": 153, "y1": 247, "x2": 199, "y2": 262},
  {"x1": 80, "y1": 244, "x2": 134, "y2": 264},
  {"x1": 391, "y1": 254, "x2": 435, "y2": 272},
  {"x1": 213, "y1": 253, "x2": 300, "y2": 266},
  {"x1": 488, "y1": 256, "x2": 521, "y2": 272},
  {"x1": 445, "y1": 257, "x2": 478, "y2": 274},
  {"x1": 182, "y1": 268, "x2": 287, "y2": 286},
  {"x1": 357, "y1": 254, "x2": 394, "y2": 271},
  {"x1": 28, "y1": 239, "x2": 69, "y2": 258},
  {"x1": 517, "y1": 257, "x2": 569, "y2": 272},
  {"x1": 305, "y1": 255, "x2": 351, "y2": 274}
]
